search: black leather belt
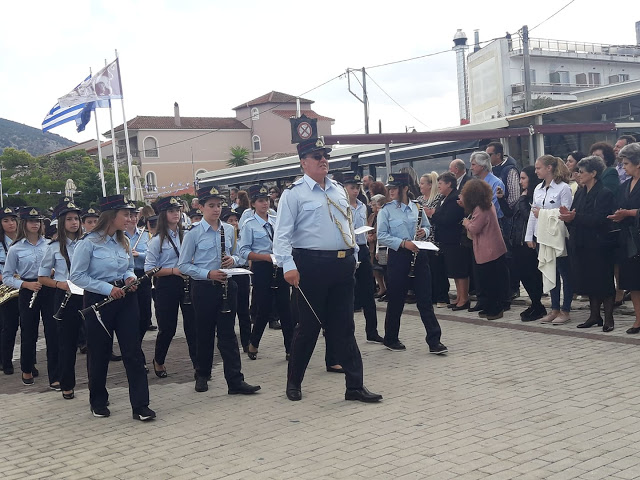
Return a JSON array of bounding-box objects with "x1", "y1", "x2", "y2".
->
[
  {"x1": 109, "y1": 280, "x2": 126, "y2": 287},
  {"x1": 293, "y1": 248, "x2": 355, "y2": 259},
  {"x1": 21, "y1": 278, "x2": 38, "y2": 282}
]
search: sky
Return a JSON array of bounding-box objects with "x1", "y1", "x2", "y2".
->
[{"x1": 1, "y1": 0, "x2": 637, "y2": 146}]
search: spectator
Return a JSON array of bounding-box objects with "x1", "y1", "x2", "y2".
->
[
  {"x1": 367, "y1": 194, "x2": 387, "y2": 301},
  {"x1": 590, "y1": 142, "x2": 619, "y2": 195},
  {"x1": 369, "y1": 181, "x2": 388, "y2": 202},
  {"x1": 565, "y1": 151, "x2": 585, "y2": 196},
  {"x1": 235, "y1": 190, "x2": 250, "y2": 217},
  {"x1": 449, "y1": 159, "x2": 472, "y2": 191},
  {"x1": 268, "y1": 186, "x2": 281, "y2": 211},
  {"x1": 614, "y1": 135, "x2": 636, "y2": 184}
]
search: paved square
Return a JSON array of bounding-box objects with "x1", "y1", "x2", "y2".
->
[{"x1": 1, "y1": 295, "x2": 640, "y2": 479}]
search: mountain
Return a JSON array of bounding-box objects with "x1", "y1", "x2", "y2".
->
[{"x1": 0, "y1": 118, "x2": 76, "y2": 157}]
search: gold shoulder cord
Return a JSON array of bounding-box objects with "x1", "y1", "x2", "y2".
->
[{"x1": 324, "y1": 187, "x2": 356, "y2": 248}]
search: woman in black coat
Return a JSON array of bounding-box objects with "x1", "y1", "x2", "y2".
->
[
  {"x1": 499, "y1": 166, "x2": 545, "y2": 322},
  {"x1": 560, "y1": 156, "x2": 616, "y2": 331},
  {"x1": 425, "y1": 172, "x2": 468, "y2": 310}
]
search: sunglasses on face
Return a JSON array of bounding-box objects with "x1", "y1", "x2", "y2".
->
[{"x1": 308, "y1": 153, "x2": 330, "y2": 161}]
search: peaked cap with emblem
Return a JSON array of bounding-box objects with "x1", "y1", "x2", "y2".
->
[
  {"x1": 187, "y1": 208, "x2": 203, "y2": 218},
  {"x1": 156, "y1": 195, "x2": 182, "y2": 212},
  {"x1": 221, "y1": 206, "x2": 239, "y2": 221},
  {"x1": 197, "y1": 184, "x2": 226, "y2": 203},
  {"x1": 386, "y1": 172, "x2": 410, "y2": 188},
  {"x1": 19, "y1": 206, "x2": 44, "y2": 220},
  {"x1": 297, "y1": 137, "x2": 332, "y2": 159},
  {"x1": 53, "y1": 200, "x2": 82, "y2": 219},
  {"x1": 0, "y1": 206, "x2": 18, "y2": 219},
  {"x1": 81, "y1": 207, "x2": 100, "y2": 219},
  {"x1": 248, "y1": 184, "x2": 269, "y2": 201},
  {"x1": 99, "y1": 194, "x2": 136, "y2": 211},
  {"x1": 342, "y1": 172, "x2": 363, "y2": 185}
]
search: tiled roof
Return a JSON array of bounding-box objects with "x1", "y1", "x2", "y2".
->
[
  {"x1": 271, "y1": 110, "x2": 335, "y2": 122},
  {"x1": 110, "y1": 116, "x2": 249, "y2": 133},
  {"x1": 233, "y1": 91, "x2": 314, "y2": 110}
]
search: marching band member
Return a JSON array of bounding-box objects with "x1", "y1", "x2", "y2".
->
[
  {"x1": 77, "y1": 207, "x2": 100, "y2": 355},
  {"x1": 0, "y1": 207, "x2": 19, "y2": 375},
  {"x1": 38, "y1": 200, "x2": 83, "y2": 399},
  {"x1": 344, "y1": 173, "x2": 383, "y2": 343},
  {"x1": 186, "y1": 208, "x2": 203, "y2": 229},
  {"x1": 238, "y1": 184, "x2": 293, "y2": 360},
  {"x1": 177, "y1": 185, "x2": 260, "y2": 395},
  {"x1": 2, "y1": 207, "x2": 59, "y2": 387},
  {"x1": 70, "y1": 195, "x2": 155, "y2": 421},
  {"x1": 144, "y1": 196, "x2": 197, "y2": 378},
  {"x1": 274, "y1": 137, "x2": 381, "y2": 403},
  {"x1": 377, "y1": 173, "x2": 447, "y2": 354}
]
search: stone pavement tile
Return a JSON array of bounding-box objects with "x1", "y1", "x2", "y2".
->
[
  {"x1": 613, "y1": 467, "x2": 640, "y2": 479},
  {"x1": 577, "y1": 465, "x2": 623, "y2": 479}
]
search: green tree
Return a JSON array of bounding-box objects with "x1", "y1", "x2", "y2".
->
[{"x1": 228, "y1": 146, "x2": 249, "y2": 167}]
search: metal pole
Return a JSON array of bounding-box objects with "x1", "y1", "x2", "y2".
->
[
  {"x1": 106, "y1": 59, "x2": 120, "y2": 194},
  {"x1": 115, "y1": 50, "x2": 135, "y2": 198},
  {"x1": 93, "y1": 110, "x2": 107, "y2": 196},
  {"x1": 384, "y1": 143, "x2": 391, "y2": 180},
  {"x1": 522, "y1": 25, "x2": 532, "y2": 112},
  {"x1": 0, "y1": 165, "x2": 3, "y2": 208},
  {"x1": 362, "y1": 67, "x2": 369, "y2": 134}
]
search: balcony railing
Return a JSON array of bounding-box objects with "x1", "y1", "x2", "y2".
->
[
  {"x1": 116, "y1": 146, "x2": 140, "y2": 160},
  {"x1": 510, "y1": 37, "x2": 640, "y2": 58}
]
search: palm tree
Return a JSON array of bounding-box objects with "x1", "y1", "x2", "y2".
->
[{"x1": 228, "y1": 146, "x2": 249, "y2": 167}]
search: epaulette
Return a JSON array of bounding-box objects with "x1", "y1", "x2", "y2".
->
[
  {"x1": 79, "y1": 232, "x2": 92, "y2": 241},
  {"x1": 287, "y1": 183, "x2": 298, "y2": 190},
  {"x1": 382, "y1": 201, "x2": 394, "y2": 208}
]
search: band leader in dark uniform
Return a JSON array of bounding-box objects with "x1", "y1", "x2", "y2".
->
[
  {"x1": 70, "y1": 195, "x2": 155, "y2": 421},
  {"x1": 377, "y1": 173, "x2": 447, "y2": 354},
  {"x1": 274, "y1": 137, "x2": 382, "y2": 403},
  {"x1": 177, "y1": 185, "x2": 260, "y2": 395},
  {"x1": 144, "y1": 196, "x2": 197, "y2": 378}
]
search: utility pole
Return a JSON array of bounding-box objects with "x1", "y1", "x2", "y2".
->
[
  {"x1": 522, "y1": 25, "x2": 532, "y2": 112},
  {"x1": 347, "y1": 67, "x2": 370, "y2": 134}
]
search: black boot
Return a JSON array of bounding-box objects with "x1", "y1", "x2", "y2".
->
[
  {"x1": 602, "y1": 295, "x2": 615, "y2": 332},
  {"x1": 576, "y1": 296, "x2": 603, "y2": 329}
]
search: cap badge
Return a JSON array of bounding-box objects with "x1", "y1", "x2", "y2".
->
[
  {"x1": 88, "y1": 208, "x2": 96, "y2": 214},
  {"x1": 210, "y1": 187, "x2": 218, "y2": 195},
  {"x1": 354, "y1": 175, "x2": 361, "y2": 181},
  {"x1": 123, "y1": 196, "x2": 129, "y2": 203},
  {"x1": 67, "y1": 202, "x2": 75, "y2": 208},
  {"x1": 315, "y1": 139, "x2": 324, "y2": 148},
  {"x1": 196, "y1": 209, "x2": 202, "y2": 214},
  {"x1": 259, "y1": 186, "x2": 268, "y2": 194},
  {"x1": 388, "y1": 175, "x2": 394, "y2": 182},
  {"x1": 170, "y1": 197, "x2": 179, "y2": 205},
  {"x1": 29, "y1": 208, "x2": 38, "y2": 216},
  {"x1": 3, "y1": 207, "x2": 12, "y2": 214}
]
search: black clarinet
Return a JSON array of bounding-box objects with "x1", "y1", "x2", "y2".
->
[
  {"x1": 271, "y1": 263, "x2": 278, "y2": 290},
  {"x1": 408, "y1": 204, "x2": 423, "y2": 279},
  {"x1": 53, "y1": 290, "x2": 73, "y2": 321},
  {"x1": 182, "y1": 276, "x2": 192, "y2": 305},
  {"x1": 79, "y1": 267, "x2": 161, "y2": 319},
  {"x1": 219, "y1": 225, "x2": 231, "y2": 314}
]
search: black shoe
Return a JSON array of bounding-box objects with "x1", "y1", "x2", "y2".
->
[
  {"x1": 366, "y1": 333, "x2": 384, "y2": 344},
  {"x1": 22, "y1": 375, "x2": 34, "y2": 386},
  {"x1": 468, "y1": 304, "x2": 485, "y2": 313},
  {"x1": 79, "y1": 345, "x2": 88, "y2": 354},
  {"x1": 451, "y1": 301, "x2": 471, "y2": 311},
  {"x1": 354, "y1": 307, "x2": 362, "y2": 313},
  {"x1": 152, "y1": 359, "x2": 167, "y2": 378},
  {"x1": 247, "y1": 346, "x2": 258, "y2": 360},
  {"x1": 405, "y1": 294, "x2": 417, "y2": 304},
  {"x1": 3, "y1": 365, "x2": 14, "y2": 375},
  {"x1": 49, "y1": 383, "x2": 61, "y2": 391},
  {"x1": 603, "y1": 324, "x2": 614, "y2": 333},
  {"x1": 510, "y1": 291, "x2": 520, "y2": 300},
  {"x1": 229, "y1": 381, "x2": 261, "y2": 395},
  {"x1": 269, "y1": 320, "x2": 282, "y2": 330},
  {"x1": 326, "y1": 365, "x2": 345, "y2": 373},
  {"x1": 91, "y1": 406, "x2": 111, "y2": 418},
  {"x1": 195, "y1": 376, "x2": 208, "y2": 392},
  {"x1": 429, "y1": 343, "x2": 448, "y2": 355},
  {"x1": 576, "y1": 317, "x2": 603, "y2": 328},
  {"x1": 32, "y1": 367, "x2": 39, "y2": 377},
  {"x1": 446, "y1": 303, "x2": 456, "y2": 309},
  {"x1": 286, "y1": 353, "x2": 291, "y2": 361},
  {"x1": 110, "y1": 353, "x2": 122, "y2": 362},
  {"x1": 193, "y1": 372, "x2": 212, "y2": 381},
  {"x1": 384, "y1": 341, "x2": 406, "y2": 351},
  {"x1": 242, "y1": 345, "x2": 249, "y2": 353},
  {"x1": 345, "y1": 386, "x2": 382, "y2": 403},
  {"x1": 286, "y1": 382, "x2": 302, "y2": 401},
  {"x1": 486, "y1": 311, "x2": 504, "y2": 320},
  {"x1": 132, "y1": 406, "x2": 156, "y2": 421},
  {"x1": 520, "y1": 307, "x2": 533, "y2": 319},
  {"x1": 478, "y1": 310, "x2": 488, "y2": 318},
  {"x1": 522, "y1": 305, "x2": 547, "y2": 322},
  {"x1": 62, "y1": 390, "x2": 74, "y2": 400},
  {"x1": 147, "y1": 325, "x2": 158, "y2": 331},
  {"x1": 376, "y1": 294, "x2": 388, "y2": 303},
  {"x1": 627, "y1": 326, "x2": 640, "y2": 334}
]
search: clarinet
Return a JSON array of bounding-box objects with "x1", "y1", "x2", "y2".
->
[
  {"x1": 408, "y1": 203, "x2": 424, "y2": 279},
  {"x1": 271, "y1": 263, "x2": 278, "y2": 290},
  {"x1": 183, "y1": 276, "x2": 192, "y2": 305},
  {"x1": 53, "y1": 290, "x2": 73, "y2": 321},
  {"x1": 79, "y1": 267, "x2": 161, "y2": 319},
  {"x1": 218, "y1": 225, "x2": 231, "y2": 314},
  {"x1": 28, "y1": 287, "x2": 39, "y2": 309}
]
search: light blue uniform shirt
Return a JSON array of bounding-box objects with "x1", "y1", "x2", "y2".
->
[
  {"x1": 126, "y1": 227, "x2": 150, "y2": 270},
  {"x1": 177, "y1": 219, "x2": 238, "y2": 281},
  {"x1": 0, "y1": 235, "x2": 15, "y2": 270},
  {"x1": 237, "y1": 212, "x2": 275, "y2": 264},
  {"x1": 351, "y1": 199, "x2": 368, "y2": 245},
  {"x1": 274, "y1": 175, "x2": 358, "y2": 273},
  {"x1": 377, "y1": 200, "x2": 430, "y2": 251},
  {"x1": 69, "y1": 232, "x2": 136, "y2": 296},
  {"x1": 2, "y1": 237, "x2": 48, "y2": 289},
  {"x1": 38, "y1": 238, "x2": 78, "y2": 281},
  {"x1": 144, "y1": 229, "x2": 182, "y2": 270},
  {"x1": 239, "y1": 207, "x2": 276, "y2": 229}
]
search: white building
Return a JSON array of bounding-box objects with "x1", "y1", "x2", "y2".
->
[{"x1": 467, "y1": 28, "x2": 640, "y2": 123}]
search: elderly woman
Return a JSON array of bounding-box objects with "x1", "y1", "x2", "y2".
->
[
  {"x1": 590, "y1": 142, "x2": 620, "y2": 196},
  {"x1": 461, "y1": 179, "x2": 508, "y2": 320},
  {"x1": 426, "y1": 172, "x2": 468, "y2": 309},
  {"x1": 565, "y1": 151, "x2": 585, "y2": 197},
  {"x1": 559, "y1": 156, "x2": 616, "y2": 331},
  {"x1": 418, "y1": 172, "x2": 449, "y2": 307},
  {"x1": 608, "y1": 143, "x2": 640, "y2": 334}
]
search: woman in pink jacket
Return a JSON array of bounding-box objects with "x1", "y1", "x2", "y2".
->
[{"x1": 462, "y1": 179, "x2": 508, "y2": 320}]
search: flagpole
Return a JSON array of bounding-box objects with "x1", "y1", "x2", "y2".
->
[
  {"x1": 115, "y1": 50, "x2": 134, "y2": 199},
  {"x1": 93, "y1": 109, "x2": 107, "y2": 197},
  {"x1": 0, "y1": 165, "x2": 4, "y2": 208},
  {"x1": 106, "y1": 59, "x2": 120, "y2": 194}
]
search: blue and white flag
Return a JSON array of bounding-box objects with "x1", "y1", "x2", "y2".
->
[{"x1": 43, "y1": 75, "x2": 108, "y2": 132}]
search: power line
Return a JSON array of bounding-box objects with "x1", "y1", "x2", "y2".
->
[
  {"x1": 365, "y1": 72, "x2": 429, "y2": 129},
  {"x1": 529, "y1": 0, "x2": 577, "y2": 33}
]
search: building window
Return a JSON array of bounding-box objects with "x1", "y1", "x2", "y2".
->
[
  {"x1": 252, "y1": 135, "x2": 261, "y2": 152},
  {"x1": 588, "y1": 72, "x2": 601, "y2": 86},
  {"x1": 521, "y1": 69, "x2": 537, "y2": 84},
  {"x1": 143, "y1": 136, "x2": 159, "y2": 157},
  {"x1": 251, "y1": 107, "x2": 260, "y2": 120},
  {"x1": 145, "y1": 171, "x2": 157, "y2": 192},
  {"x1": 550, "y1": 71, "x2": 570, "y2": 84}
]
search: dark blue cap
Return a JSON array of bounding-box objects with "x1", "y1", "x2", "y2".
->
[
  {"x1": 99, "y1": 195, "x2": 136, "y2": 211},
  {"x1": 155, "y1": 196, "x2": 182, "y2": 212},
  {"x1": 19, "y1": 206, "x2": 44, "y2": 220},
  {"x1": 248, "y1": 184, "x2": 269, "y2": 201},
  {"x1": 386, "y1": 172, "x2": 410, "y2": 188},
  {"x1": 342, "y1": 172, "x2": 363, "y2": 185},
  {"x1": 0, "y1": 206, "x2": 18, "y2": 219},
  {"x1": 53, "y1": 201, "x2": 82, "y2": 220},
  {"x1": 197, "y1": 185, "x2": 226, "y2": 203},
  {"x1": 297, "y1": 137, "x2": 331, "y2": 159}
]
